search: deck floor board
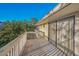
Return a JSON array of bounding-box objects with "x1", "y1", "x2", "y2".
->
[{"x1": 21, "y1": 32, "x2": 65, "y2": 56}]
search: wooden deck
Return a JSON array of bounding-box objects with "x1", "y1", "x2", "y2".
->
[{"x1": 21, "y1": 32, "x2": 65, "y2": 56}]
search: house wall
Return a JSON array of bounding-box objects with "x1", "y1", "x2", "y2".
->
[
  {"x1": 47, "y1": 3, "x2": 79, "y2": 55},
  {"x1": 36, "y1": 3, "x2": 79, "y2": 55},
  {"x1": 75, "y1": 14, "x2": 79, "y2": 55},
  {"x1": 48, "y1": 13, "x2": 79, "y2": 55},
  {"x1": 36, "y1": 23, "x2": 48, "y2": 37}
]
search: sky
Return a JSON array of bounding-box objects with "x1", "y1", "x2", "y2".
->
[{"x1": 0, "y1": 3, "x2": 58, "y2": 22}]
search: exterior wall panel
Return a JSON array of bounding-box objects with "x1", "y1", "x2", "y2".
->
[
  {"x1": 75, "y1": 14, "x2": 79, "y2": 55},
  {"x1": 49, "y1": 23, "x2": 56, "y2": 45},
  {"x1": 49, "y1": 16, "x2": 74, "y2": 55}
]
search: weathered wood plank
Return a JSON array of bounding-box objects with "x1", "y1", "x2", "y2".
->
[{"x1": 21, "y1": 32, "x2": 65, "y2": 56}]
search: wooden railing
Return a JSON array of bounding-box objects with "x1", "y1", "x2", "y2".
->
[
  {"x1": 0, "y1": 32, "x2": 27, "y2": 56},
  {"x1": 35, "y1": 29, "x2": 45, "y2": 38}
]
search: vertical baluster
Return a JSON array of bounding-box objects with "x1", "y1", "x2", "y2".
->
[
  {"x1": 11, "y1": 48, "x2": 13, "y2": 56},
  {"x1": 9, "y1": 50, "x2": 11, "y2": 56},
  {"x1": 11, "y1": 48, "x2": 12, "y2": 56},
  {"x1": 18, "y1": 40, "x2": 19, "y2": 55}
]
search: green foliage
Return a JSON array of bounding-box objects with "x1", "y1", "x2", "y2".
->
[
  {"x1": 0, "y1": 22, "x2": 27, "y2": 48},
  {"x1": 26, "y1": 24, "x2": 35, "y2": 31},
  {"x1": 0, "y1": 20, "x2": 36, "y2": 48}
]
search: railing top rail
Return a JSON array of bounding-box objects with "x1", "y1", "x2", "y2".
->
[{"x1": 26, "y1": 32, "x2": 36, "y2": 33}]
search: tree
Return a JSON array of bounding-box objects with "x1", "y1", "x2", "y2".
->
[{"x1": 31, "y1": 18, "x2": 38, "y2": 25}]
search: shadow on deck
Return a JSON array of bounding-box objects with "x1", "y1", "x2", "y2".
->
[{"x1": 21, "y1": 32, "x2": 65, "y2": 56}]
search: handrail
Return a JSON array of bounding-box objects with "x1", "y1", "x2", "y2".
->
[
  {"x1": 0, "y1": 32, "x2": 27, "y2": 56},
  {"x1": 35, "y1": 29, "x2": 45, "y2": 37}
]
